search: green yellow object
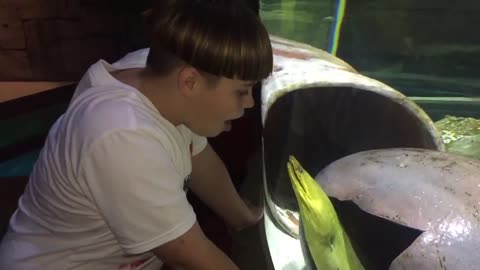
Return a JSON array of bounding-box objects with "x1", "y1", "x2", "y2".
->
[{"x1": 287, "y1": 156, "x2": 364, "y2": 270}]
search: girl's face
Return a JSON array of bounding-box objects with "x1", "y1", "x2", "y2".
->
[{"x1": 187, "y1": 75, "x2": 255, "y2": 137}]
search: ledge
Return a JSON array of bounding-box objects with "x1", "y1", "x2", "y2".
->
[{"x1": 0, "y1": 81, "x2": 74, "y2": 103}]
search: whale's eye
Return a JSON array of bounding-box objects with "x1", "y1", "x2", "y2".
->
[{"x1": 329, "y1": 235, "x2": 335, "y2": 252}]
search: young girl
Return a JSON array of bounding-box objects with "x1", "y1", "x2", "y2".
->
[{"x1": 0, "y1": 0, "x2": 273, "y2": 269}]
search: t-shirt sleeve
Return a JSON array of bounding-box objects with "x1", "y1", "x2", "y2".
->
[
  {"x1": 190, "y1": 131, "x2": 207, "y2": 156},
  {"x1": 80, "y1": 129, "x2": 196, "y2": 254}
]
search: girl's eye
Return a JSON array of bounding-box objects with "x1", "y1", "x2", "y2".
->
[{"x1": 237, "y1": 90, "x2": 249, "y2": 96}]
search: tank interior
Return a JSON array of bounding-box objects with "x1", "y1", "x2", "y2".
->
[
  {"x1": 1, "y1": 0, "x2": 479, "y2": 269},
  {"x1": 263, "y1": 86, "x2": 439, "y2": 210},
  {"x1": 327, "y1": 198, "x2": 423, "y2": 269},
  {"x1": 263, "y1": 86, "x2": 435, "y2": 269}
]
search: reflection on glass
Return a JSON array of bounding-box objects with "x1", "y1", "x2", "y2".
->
[
  {"x1": 261, "y1": 0, "x2": 336, "y2": 52},
  {"x1": 261, "y1": 0, "x2": 480, "y2": 102},
  {"x1": 262, "y1": 88, "x2": 439, "y2": 239},
  {"x1": 435, "y1": 114, "x2": 480, "y2": 160},
  {"x1": 261, "y1": 1, "x2": 480, "y2": 268}
]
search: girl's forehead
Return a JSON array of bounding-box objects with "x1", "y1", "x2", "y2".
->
[{"x1": 221, "y1": 77, "x2": 255, "y2": 86}]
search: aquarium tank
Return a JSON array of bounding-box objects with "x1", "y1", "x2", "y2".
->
[
  {"x1": 260, "y1": 0, "x2": 480, "y2": 269},
  {"x1": 1, "y1": 0, "x2": 479, "y2": 268}
]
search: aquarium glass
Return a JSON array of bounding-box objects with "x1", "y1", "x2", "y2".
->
[{"x1": 261, "y1": 1, "x2": 480, "y2": 269}]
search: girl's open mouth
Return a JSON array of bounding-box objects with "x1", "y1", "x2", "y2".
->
[{"x1": 224, "y1": 120, "x2": 232, "y2": 131}]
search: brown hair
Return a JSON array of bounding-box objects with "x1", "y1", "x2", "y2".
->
[{"x1": 145, "y1": 0, "x2": 272, "y2": 82}]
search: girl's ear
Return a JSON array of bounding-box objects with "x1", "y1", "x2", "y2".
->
[
  {"x1": 141, "y1": 8, "x2": 152, "y2": 18},
  {"x1": 141, "y1": 8, "x2": 153, "y2": 29},
  {"x1": 177, "y1": 66, "x2": 201, "y2": 97}
]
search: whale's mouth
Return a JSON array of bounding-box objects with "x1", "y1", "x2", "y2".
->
[
  {"x1": 330, "y1": 197, "x2": 423, "y2": 270},
  {"x1": 299, "y1": 197, "x2": 423, "y2": 270},
  {"x1": 262, "y1": 86, "x2": 439, "y2": 268},
  {"x1": 264, "y1": 87, "x2": 441, "y2": 213},
  {"x1": 283, "y1": 196, "x2": 426, "y2": 270}
]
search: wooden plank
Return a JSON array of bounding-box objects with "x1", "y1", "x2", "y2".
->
[
  {"x1": 0, "y1": 81, "x2": 73, "y2": 102},
  {"x1": 2, "y1": 0, "x2": 58, "y2": 19},
  {"x1": 24, "y1": 19, "x2": 64, "y2": 80},
  {"x1": 0, "y1": 18, "x2": 26, "y2": 49},
  {"x1": 0, "y1": 51, "x2": 32, "y2": 81}
]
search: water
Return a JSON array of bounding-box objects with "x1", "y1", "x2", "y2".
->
[
  {"x1": 260, "y1": 1, "x2": 480, "y2": 269},
  {"x1": 1, "y1": 2, "x2": 479, "y2": 268},
  {"x1": 261, "y1": 0, "x2": 480, "y2": 99},
  {"x1": 261, "y1": 0, "x2": 336, "y2": 52}
]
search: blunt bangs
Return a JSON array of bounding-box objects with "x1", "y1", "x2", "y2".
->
[{"x1": 148, "y1": 0, "x2": 273, "y2": 81}]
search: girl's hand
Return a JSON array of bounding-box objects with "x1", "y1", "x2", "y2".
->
[{"x1": 235, "y1": 199, "x2": 264, "y2": 231}]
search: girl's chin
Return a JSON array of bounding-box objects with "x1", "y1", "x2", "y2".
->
[{"x1": 223, "y1": 120, "x2": 232, "y2": 132}]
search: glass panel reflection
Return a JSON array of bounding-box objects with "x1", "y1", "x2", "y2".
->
[{"x1": 263, "y1": 87, "x2": 439, "y2": 238}]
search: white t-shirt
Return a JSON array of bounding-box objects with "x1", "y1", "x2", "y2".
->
[{"x1": 0, "y1": 49, "x2": 207, "y2": 270}]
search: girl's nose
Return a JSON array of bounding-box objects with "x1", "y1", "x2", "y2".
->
[{"x1": 243, "y1": 90, "x2": 254, "y2": 109}]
